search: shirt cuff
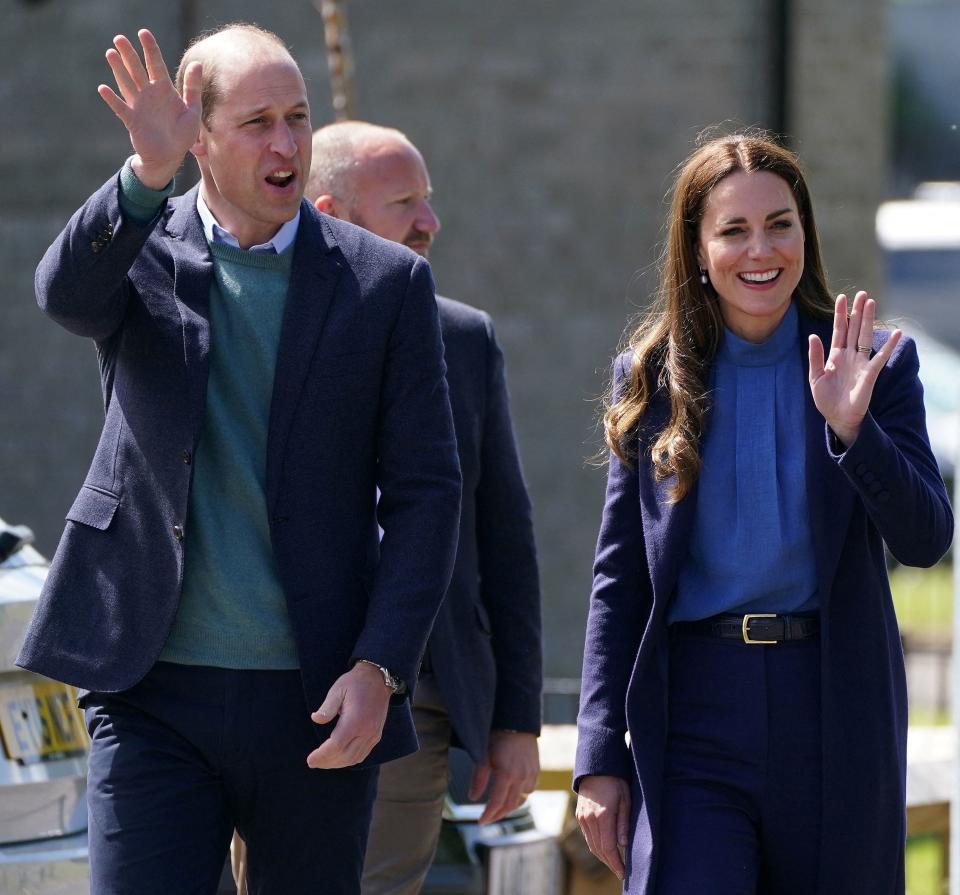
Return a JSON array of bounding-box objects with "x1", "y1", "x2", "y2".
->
[{"x1": 119, "y1": 157, "x2": 175, "y2": 224}]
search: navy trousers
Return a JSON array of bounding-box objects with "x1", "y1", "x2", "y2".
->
[
  {"x1": 82, "y1": 662, "x2": 379, "y2": 895},
  {"x1": 654, "y1": 629, "x2": 822, "y2": 895}
]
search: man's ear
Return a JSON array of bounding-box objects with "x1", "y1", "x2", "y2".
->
[
  {"x1": 189, "y1": 127, "x2": 207, "y2": 160},
  {"x1": 314, "y1": 195, "x2": 339, "y2": 218}
]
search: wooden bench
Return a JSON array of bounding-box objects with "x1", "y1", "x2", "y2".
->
[{"x1": 907, "y1": 725, "x2": 954, "y2": 884}]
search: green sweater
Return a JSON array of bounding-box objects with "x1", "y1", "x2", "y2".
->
[
  {"x1": 161, "y1": 241, "x2": 299, "y2": 669},
  {"x1": 118, "y1": 163, "x2": 300, "y2": 669}
]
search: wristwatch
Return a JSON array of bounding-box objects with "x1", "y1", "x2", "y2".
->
[{"x1": 355, "y1": 659, "x2": 407, "y2": 695}]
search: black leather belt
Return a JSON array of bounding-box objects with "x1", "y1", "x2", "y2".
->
[{"x1": 672, "y1": 613, "x2": 819, "y2": 644}]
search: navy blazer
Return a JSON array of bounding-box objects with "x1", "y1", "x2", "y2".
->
[
  {"x1": 428, "y1": 297, "x2": 542, "y2": 762},
  {"x1": 17, "y1": 172, "x2": 462, "y2": 766},
  {"x1": 575, "y1": 313, "x2": 953, "y2": 894}
]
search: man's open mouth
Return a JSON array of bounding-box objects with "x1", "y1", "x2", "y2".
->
[{"x1": 265, "y1": 171, "x2": 295, "y2": 188}]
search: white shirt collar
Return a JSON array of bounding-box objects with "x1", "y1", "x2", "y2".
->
[{"x1": 196, "y1": 190, "x2": 300, "y2": 254}]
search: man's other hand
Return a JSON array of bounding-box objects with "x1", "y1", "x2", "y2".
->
[{"x1": 307, "y1": 662, "x2": 392, "y2": 769}]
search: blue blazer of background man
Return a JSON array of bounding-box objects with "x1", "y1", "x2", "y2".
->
[{"x1": 306, "y1": 121, "x2": 543, "y2": 895}]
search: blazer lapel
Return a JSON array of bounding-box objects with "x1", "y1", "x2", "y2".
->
[
  {"x1": 800, "y1": 314, "x2": 856, "y2": 607},
  {"x1": 265, "y1": 205, "x2": 343, "y2": 512},
  {"x1": 641, "y1": 471, "x2": 698, "y2": 614},
  {"x1": 165, "y1": 185, "x2": 213, "y2": 438},
  {"x1": 637, "y1": 401, "x2": 699, "y2": 612}
]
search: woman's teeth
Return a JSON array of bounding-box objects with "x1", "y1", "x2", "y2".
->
[{"x1": 739, "y1": 269, "x2": 780, "y2": 283}]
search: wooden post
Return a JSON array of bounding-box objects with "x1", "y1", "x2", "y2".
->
[{"x1": 313, "y1": 0, "x2": 357, "y2": 121}]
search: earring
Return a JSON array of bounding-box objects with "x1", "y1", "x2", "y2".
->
[{"x1": 699, "y1": 269, "x2": 708, "y2": 285}]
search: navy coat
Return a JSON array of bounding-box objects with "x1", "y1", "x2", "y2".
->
[
  {"x1": 575, "y1": 313, "x2": 953, "y2": 894},
  {"x1": 429, "y1": 297, "x2": 542, "y2": 762},
  {"x1": 17, "y1": 172, "x2": 462, "y2": 766}
]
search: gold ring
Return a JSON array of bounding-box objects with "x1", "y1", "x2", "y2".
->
[{"x1": 856, "y1": 345, "x2": 871, "y2": 354}]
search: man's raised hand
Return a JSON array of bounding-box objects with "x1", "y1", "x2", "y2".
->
[{"x1": 98, "y1": 29, "x2": 202, "y2": 189}]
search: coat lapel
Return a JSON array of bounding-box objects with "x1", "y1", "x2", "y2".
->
[
  {"x1": 165, "y1": 185, "x2": 213, "y2": 437},
  {"x1": 641, "y1": 470, "x2": 698, "y2": 613},
  {"x1": 800, "y1": 314, "x2": 856, "y2": 608},
  {"x1": 265, "y1": 205, "x2": 343, "y2": 512},
  {"x1": 637, "y1": 402, "x2": 699, "y2": 612}
]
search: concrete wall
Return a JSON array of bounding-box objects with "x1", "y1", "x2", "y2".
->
[
  {"x1": 790, "y1": 0, "x2": 889, "y2": 292},
  {"x1": 0, "y1": 0, "x2": 888, "y2": 684}
]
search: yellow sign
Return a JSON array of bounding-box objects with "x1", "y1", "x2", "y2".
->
[{"x1": 0, "y1": 681, "x2": 87, "y2": 761}]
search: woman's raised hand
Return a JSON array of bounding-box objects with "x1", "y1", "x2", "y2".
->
[
  {"x1": 97, "y1": 29, "x2": 202, "y2": 189},
  {"x1": 808, "y1": 291, "x2": 902, "y2": 448}
]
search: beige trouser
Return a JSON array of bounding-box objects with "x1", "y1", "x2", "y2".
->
[
  {"x1": 361, "y1": 673, "x2": 452, "y2": 895},
  {"x1": 230, "y1": 674, "x2": 451, "y2": 895}
]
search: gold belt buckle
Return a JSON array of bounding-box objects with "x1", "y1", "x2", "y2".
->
[{"x1": 742, "y1": 613, "x2": 777, "y2": 644}]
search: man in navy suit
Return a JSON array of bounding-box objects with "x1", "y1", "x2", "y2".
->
[
  {"x1": 17, "y1": 27, "x2": 460, "y2": 895},
  {"x1": 304, "y1": 121, "x2": 542, "y2": 895}
]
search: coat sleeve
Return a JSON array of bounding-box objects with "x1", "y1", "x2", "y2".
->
[
  {"x1": 35, "y1": 169, "x2": 166, "y2": 342},
  {"x1": 473, "y1": 316, "x2": 543, "y2": 734},
  {"x1": 574, "y1": 353, "x2": 652, "y2": 787},
  {"x1": 351, "y1": 256, "x2": 463, "y2": 692},
  {"x1": 830, "y1": 334, "x2": 953, "y2": 567}
]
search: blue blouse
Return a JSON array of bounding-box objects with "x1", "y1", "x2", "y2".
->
[{"x1": 669, "y1": 302, "x2": 819, "y2": 623}]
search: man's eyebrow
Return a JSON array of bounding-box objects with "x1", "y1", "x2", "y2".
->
[
  {"x1": 387, "y1": 187, "x2": 433, "y2": 200},
  {"x1": 236, "y1": 100, "x2": 309, "y2": 118},
  {"x1": 718, "y1": 208, "x2": 795, "y2": 225}
]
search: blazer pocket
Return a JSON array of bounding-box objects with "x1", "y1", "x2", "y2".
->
[{"x1": 66, "y1": 485, "x2": 121, "y2": 531}]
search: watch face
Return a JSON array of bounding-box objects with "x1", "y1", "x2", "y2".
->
[
  {"x1": 385, "y1": 670, "x2": 406, "y2": 695},
  {"x1": 358, "y1": 659, "x2": 405, "y2": 694}
]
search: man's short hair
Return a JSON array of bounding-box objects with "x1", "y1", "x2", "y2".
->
[
  {"x1": 174, "y1": 22, "x2": 292, "y2": 127},
  {"x1": 305, "y1": 121, "x2": 412, "y2": 205}
]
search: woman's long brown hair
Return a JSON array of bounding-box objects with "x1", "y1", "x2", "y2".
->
[{"x1": 605, "y1": 132, "x2": 835, "y2": 502}]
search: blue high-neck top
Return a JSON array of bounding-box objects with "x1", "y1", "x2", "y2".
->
[{"x1": 669, "y1": 302, "x2": 819, "y2": 623}]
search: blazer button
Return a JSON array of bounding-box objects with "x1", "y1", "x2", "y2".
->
[
  {"x1": 173, "y1": 524, "x2": 184, "y2": 540},
  {"x1": 91, "y1": 240, "x2": 103, "y2": 253},
  {"x1": 182, "y1": 450, "x2": 192, "y2": 465}
]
